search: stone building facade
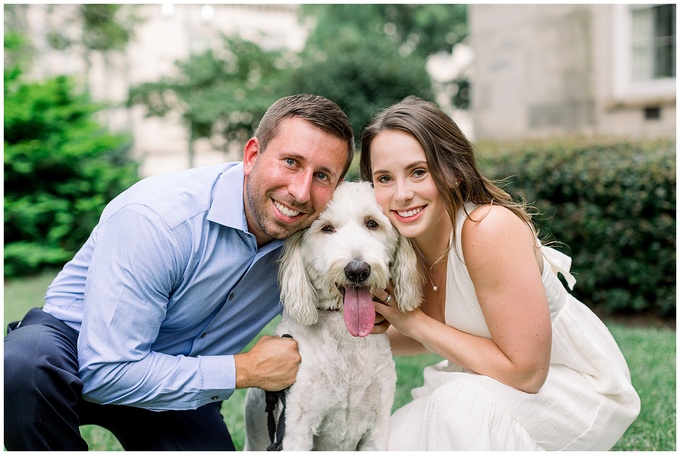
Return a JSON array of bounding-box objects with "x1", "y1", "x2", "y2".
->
[{"x1": 469, "y1": 4, "x2": 676, "y2": 140}]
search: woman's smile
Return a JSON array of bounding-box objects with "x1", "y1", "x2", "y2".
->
[{"x1": 393, "y1": 205, "x2": 426, "y2": 221}]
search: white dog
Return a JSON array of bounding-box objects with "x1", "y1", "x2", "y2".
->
[{"x1": 244, "y1": 181, "x2": 421, "y2": 451}]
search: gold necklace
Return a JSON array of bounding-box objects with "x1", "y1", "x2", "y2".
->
[
  {"x1": 427, "y1": 262, "x2": 445, "y2": 292},
  {"x1": 414, "y1": 243, "x2": 446, "y2": 292}
]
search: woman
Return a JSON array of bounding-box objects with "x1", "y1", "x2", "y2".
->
[{"x1": 361, "y1": 96, "x2": 640, "y2": 450}]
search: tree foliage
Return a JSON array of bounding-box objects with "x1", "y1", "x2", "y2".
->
[
  {"x1": 382, "y1": 4, "x2": 468, "y2": 57},
  {"x1": 128, "y1": 5, "x2": 469, "y2": 163},
  {"x1": 298, "y1": 4, "x2": 469, "y2": 111},
  {"x1": 289, "y1": 25, "x2": 434, "y2": 139},
  {"x1": 293, "y1": 6, "x2": 435, "y2": 130},
  {"x1": 4, "y1": 34, "x2": 139, "y2": 277},
  {"x1": 128, "y1": 35, "x2": 292, "y2": 161},
  {"x1": 300, "y1": 4, "x2": 467, "y2": 59},
  {"x1": 45, "y1": 4, "x2": 142, "y2": 54}
]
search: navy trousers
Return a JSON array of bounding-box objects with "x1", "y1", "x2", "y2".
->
[{"x1": 4, "y1": 308, "x2": 236, "y2": 451}]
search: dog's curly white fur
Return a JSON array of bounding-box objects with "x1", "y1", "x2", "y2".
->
[{"x1": 244, "y1": 181, "x2": 421, "y2": 451}]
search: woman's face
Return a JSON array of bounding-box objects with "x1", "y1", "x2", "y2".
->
[{"x1": 368, "y1": 129, "x2": 450, "y2": 241}]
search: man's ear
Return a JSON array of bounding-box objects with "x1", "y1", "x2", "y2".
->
[{"x1": 243, "y1": 138, "x2": 260, "y2": 176}]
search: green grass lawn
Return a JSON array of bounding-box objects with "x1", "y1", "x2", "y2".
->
[{"x1": 4, "y1": 271, "x2": 676, "y2": 450}]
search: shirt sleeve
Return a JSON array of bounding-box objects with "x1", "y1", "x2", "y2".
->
[{"x1": 77, "y1": 204, "x2": 236, "y2": 411}]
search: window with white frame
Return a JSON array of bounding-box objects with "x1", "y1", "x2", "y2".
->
[
  {"x1": 612, "y1": 4, "x2": 676, "y2": 101},
  {"x1": 631, "y1": 4, "x2": 675, "y2": 81}
]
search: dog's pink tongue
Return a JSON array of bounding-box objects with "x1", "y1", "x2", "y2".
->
[{"x1": 343, "y1": 286, "x2": 375, "y2": 337}]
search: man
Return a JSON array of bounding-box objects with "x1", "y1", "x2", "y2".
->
[{"x1": 4, "y1": 94, "x2": 355, "y2": 450}]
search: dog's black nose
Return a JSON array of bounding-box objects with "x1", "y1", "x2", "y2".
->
[{"x1": 344, "y1": 260, "x2": 371, "y2": 283}]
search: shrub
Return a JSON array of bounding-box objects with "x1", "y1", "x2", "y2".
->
[
  {"x1": 481, "y1": 138, "x2": 675, "y2": 317},
  {"x1": 4, "y1": 73, "x2": 139, "y2": 277}
]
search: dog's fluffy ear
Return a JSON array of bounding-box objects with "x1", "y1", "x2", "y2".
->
[
  {"x1": 391, "y1": 234, "x2": 422, "y2": 312},
  {"x1": 278, "y1": 230, "x2": 319, "y2": 325}
]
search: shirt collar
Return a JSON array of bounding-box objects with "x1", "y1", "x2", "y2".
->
[
  {"x1": 207, "y1": 162, "x2": 284, "y2": 252},
  {"x1": 207, "y1": 162, "x2": 248, "y2": 231}
]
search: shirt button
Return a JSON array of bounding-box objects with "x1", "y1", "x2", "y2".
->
[
  {"x1": 229, "y1": 293, "x2": 235, "y2": 300},
  {"x1": 211, "y1": 395, "x2": 219, "y2": 401},
  {"x1": 200, "y1": 332, "x2": 207, "y2": 338}
]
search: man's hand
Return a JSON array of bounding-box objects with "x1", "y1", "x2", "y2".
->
[{"x1": 234, "y1": 335, "x2": 301, "y2": 391}]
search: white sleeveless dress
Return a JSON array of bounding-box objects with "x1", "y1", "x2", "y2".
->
[{"x1": 388, "y1": 204, "x2": 640, "y2": 451}]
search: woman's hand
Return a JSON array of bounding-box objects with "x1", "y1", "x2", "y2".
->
[
  {"x1": 372, "y1": 287, "x2": 425, "y2": 339},
  {"x1": 370, "y1": 311, "x2": 391, "y2": 334},
  {"x1": 373, "y1": 287, "x2": 431, "y2": 355}
]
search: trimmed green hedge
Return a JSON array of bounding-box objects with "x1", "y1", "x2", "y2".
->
[{"x1": 481, "y1": 138, "x2": 675, "y2": 317}]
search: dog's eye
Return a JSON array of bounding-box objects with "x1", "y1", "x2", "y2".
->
[
  {"x1": 365, "y1": 219, "x2": 379, "y2": 230},
  {"x1": 321, "y1": 224, "x2": 335, "y2": 233}
]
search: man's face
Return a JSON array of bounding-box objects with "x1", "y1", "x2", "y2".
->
[{"x1": 243, "y1": 117, "x2": 349, "y2": 246}]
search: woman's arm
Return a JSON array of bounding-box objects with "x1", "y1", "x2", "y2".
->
[
  {"x1": 375, "y1": 205, "x2": 552, "y2": 393},
  {"x1": 386, "y1": 325, "x2": 430, "y2": 356}
]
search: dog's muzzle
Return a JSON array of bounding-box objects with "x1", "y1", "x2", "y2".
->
[{"x1": 338, "y1": 260, "x2": 376, "y2": 338}]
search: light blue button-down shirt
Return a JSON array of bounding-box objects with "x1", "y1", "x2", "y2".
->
[{"x1": 43, "y1": 163, "x2": 284, "y2": 411}]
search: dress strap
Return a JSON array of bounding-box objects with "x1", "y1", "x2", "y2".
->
[{"x1": 541, "y1": 246, "x2": 577, "y2": 290}]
